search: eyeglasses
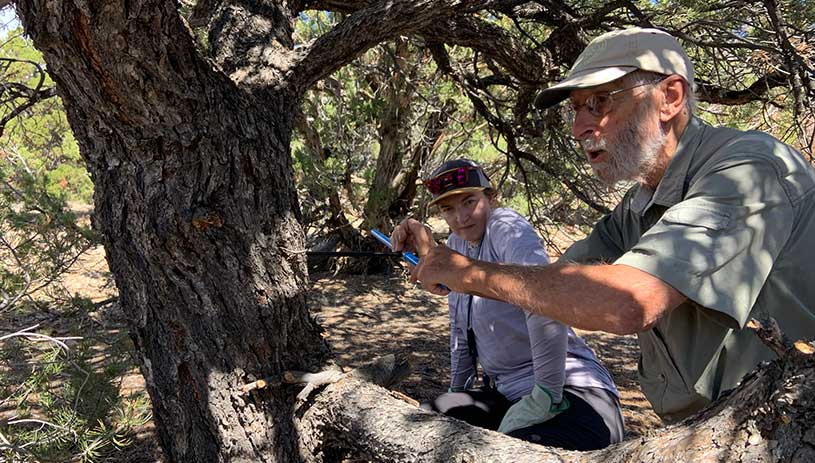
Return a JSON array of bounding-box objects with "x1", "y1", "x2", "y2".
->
[
  {"x1": 424, "y1": 166, "x2": 481, "y2": 196},
  {"x1": 563, "y1": 76, "x2": 668, "y2": 121}
]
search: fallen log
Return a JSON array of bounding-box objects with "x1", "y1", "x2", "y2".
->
[{"x1": 295, "y1": 321, "x2": 815, "y2": 462}]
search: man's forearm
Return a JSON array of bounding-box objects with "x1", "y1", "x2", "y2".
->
[{"x1": 457, "y1": 260, "x2": 684, "y2": 335}]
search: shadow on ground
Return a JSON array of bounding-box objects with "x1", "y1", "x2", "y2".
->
[
  {"x1": 309, "y1": 271, "x2": 662, "y2": 438},
  {"x1": 2, "y1": 266, "x2": 660, "y2": 462}
]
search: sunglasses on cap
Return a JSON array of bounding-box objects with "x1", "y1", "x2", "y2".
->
[{"x1": 424, "y1": 165, "x2": 490, "y2": 196}]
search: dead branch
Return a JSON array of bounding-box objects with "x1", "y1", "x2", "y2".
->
[
  {"x1": 241, "y1": 354, "x2": 411, "y2": 398},
  {"x1": 746, "y1": 317, "x2": 791, "y2": 358},
  {"x1": 288, "y1": 0, "x2": 499, "y2": 96}
]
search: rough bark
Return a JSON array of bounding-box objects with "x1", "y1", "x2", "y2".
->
[
  {"x1": 13, "y1": 0, "x2": 815, "y2": 461},
  {"x1": 14, "y1": 1, "x2": 329, "y2": 461},
  {"x1": 12, "y1": 1, "x2": 510, "y2": 461},
  {"x1": 298, "y1": 341, "x2": 815, "y2": 462}
]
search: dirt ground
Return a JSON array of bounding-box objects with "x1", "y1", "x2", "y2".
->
[
  {"x1": 4, "y1": 244, "x2": 662, "y2": 461},
  {"x1": 309, "y1": 269, "x2": 662, "y2": 439}
]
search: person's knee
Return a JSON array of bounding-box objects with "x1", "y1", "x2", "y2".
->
[
  {"x1": 419, "y1": 400, "x2": 436, "y2": 412},
  {"x1": 424, "y1": 391, "x2": 505, "y2": 429}
]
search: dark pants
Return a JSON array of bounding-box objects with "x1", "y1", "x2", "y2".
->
[{"x1": 420, "y1": 386, "x2": 619, "y2": 450}]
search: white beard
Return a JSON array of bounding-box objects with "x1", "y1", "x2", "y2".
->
[{"x1": 580, "y1": 97, "x2": 667, "y2": 186}]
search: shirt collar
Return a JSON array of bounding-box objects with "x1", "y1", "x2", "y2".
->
[{"x1": 631, "y1": 116, "x2": 706, "y2": 215}]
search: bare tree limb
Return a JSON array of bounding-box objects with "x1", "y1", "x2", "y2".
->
[
  {"x1": 0, "y1": 56, "x2": 57, "y2": 138},
  {"x1": 287, "y1": 0, "x2": 498, "y2": 96},
  {"x1": 297, "y1": 341, "x2": 815, "y2": 462},
  {"x1": 511, "y1": 146, "x2": 612, "y2": 215},
  {"x1": 696, "y1": 71, "x2": 788, "y2": 105},
  {"x1": 301, "y1": 0, "x2": 367, "y2": 14},
  {"x1": 762, "y1": 0, "x2": 813, "y2": 146},
  {"x1": 746, "y1": 317, "x2": 791, "y2": 358},
  {"x1": 0, "y1": 86, "x2": 56, "y2": 138},
  {"x1": 420, "y1": 16, "x2": 543, "y2": 85}
]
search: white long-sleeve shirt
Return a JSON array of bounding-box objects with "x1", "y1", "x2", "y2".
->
[{"x1": 447, "y1": 208, "x2": 619, "y2": 402}]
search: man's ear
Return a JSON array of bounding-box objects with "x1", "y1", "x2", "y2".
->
[{"x1": 659, "y1": 75, "x2": 687, "y2": 122}]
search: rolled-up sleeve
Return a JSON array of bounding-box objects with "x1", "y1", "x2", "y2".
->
[{"x1": 616, "y1": 155, "x2": 794, "y2": 329}]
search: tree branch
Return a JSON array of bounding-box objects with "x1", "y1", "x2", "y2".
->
[
  {"x1": 287, "y1": 0, "x2": 497, "y2": 96},
  {"x1": 696, "y1": 71, "x2": 788, "y2": 105},
  {"x1": 0, "y1": 56, "x2": 57, "y2": 138},
  {"x1": 746, "y1": 317, "x2": 791, "y2": 358},
  {"x1": 420, "y1": 16, "x2": 543, "y2": 85},
  {"x1": 0, "y1": 86, "x2": 56, "y2": 138},
  {"x1": 301, "y1": 0, "x2": 367, "y2": 14},
  {"x1": 298, "y1": 342, "x2": 815, "y2": 462}
]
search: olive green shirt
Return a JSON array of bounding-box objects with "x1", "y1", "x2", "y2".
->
[{"x1": 562, "y1": 116, "x2": 815, "y2": 422}]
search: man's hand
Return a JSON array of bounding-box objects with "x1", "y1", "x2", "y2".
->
[
  {"x1": 391, "y1": 218, "x2": 435, "y2": 256},
  {"x1": 410, "y1": 245, "x2": 478, "y2": 296}
]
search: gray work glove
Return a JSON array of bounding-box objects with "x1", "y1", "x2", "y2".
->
[{"x1": 497, "y1": 385, "x2": 569, "y2": 434}]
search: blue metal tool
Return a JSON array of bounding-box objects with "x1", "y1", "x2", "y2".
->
[
  {"x1": 371, "y1": 229, "x2": 449, "y2": 292},
  {"x1": 371, "y1": 229, "x2": 419, "y2": 266}
]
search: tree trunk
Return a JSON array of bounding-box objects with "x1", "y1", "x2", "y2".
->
[
  {"x1": 16, "y1": 1, "x2": 815, "y2": 462},
  {"x1": 388, "y1": 95, "x2": 455, "y2": 220},
  {"x1": 363, "y1": 38, "x2": 414, "y2": 233},
  {"x1": 15, "y1": 2, "x2": 329, "y2": 461},
  {"x1": 298, "y1": 342, "x2": 815, "y2": 462}
]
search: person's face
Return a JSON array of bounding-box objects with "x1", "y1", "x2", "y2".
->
[
  {"x1": 569, "y1": 78, "x2": 666, "y2": 186},
  {"x1": 436, "y1": 190, "x2": 493, "y2": 243}
]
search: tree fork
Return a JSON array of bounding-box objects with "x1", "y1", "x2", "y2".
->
[{"x1": 14, "y1": 0, "x2": 815, "y2": 461}]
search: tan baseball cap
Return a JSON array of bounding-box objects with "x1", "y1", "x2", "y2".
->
[{"x1": 535, "y1": 27, "x2": 694, "y2": 109}]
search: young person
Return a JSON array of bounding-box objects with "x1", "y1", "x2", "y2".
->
[{"x1": 391, "y1": 158, "x2": 623, "y2": 450}]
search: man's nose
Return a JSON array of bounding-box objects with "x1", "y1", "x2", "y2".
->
[{"x1": 571, "y1": 108, "x2": 598, "y2": 140}]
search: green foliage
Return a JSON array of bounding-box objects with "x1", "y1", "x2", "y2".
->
[
  {"x1": 0, "y1": 329, "x2": 151, "y2": 462},
  {"x1": 1, "y1": 28, "x2": 92, "y2": 204},
  {"x1": 0, "y1": 150, "x2": 98, "y2": 314},
  {"x1": 292, "y1": 13, "x2": 526, "y2": 239},
  {"x1": 0, "y1": 27, "x2": 146, "y2": 463},
  {"x1": 1, "y1": 25, "x2": 99, "y2": 314}
]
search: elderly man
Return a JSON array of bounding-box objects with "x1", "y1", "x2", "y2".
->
[{"x1": 393, "y1": 27, "x2": 815, "y2": 423}]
